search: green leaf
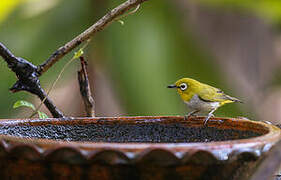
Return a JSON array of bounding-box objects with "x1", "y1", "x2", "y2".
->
[
  {"x1": 13, "y1": 100, "x2": 35, "y2": 110},
  {"x1": 73, "y1": 48, "x2": 84, "y2": 59},
  {"x1": 38, "y1": 111, "x2": 48, "y2": 119}
]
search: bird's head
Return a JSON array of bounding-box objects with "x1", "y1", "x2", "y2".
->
[{"x1": 167, "y1": 78, "x2": 200, "y2": 97}]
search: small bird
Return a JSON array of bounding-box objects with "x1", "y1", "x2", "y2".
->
[{"x1": 168, "y1": 78, "x2": 242, "y2": 125}]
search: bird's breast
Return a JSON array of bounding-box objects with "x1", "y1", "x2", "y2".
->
[{"x1": 184, "y1": 94, "x2": 220, "y2": 112}]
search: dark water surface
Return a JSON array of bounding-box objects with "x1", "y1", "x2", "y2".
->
[{"x1": 0, "y1": 123, "x2": 262, "y2": 143}]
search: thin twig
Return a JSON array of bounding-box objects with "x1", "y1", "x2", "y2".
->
[
  {"x1": 32, "y1": 87, "x2": 64, "y2": 118},
  {"x1": 29, "y1": 55, "x2": 75, "y2": 118},
  {"x1": 37, "y1": 0, "x2": 147, "y2": 75},
  {"x1": 30, "y1": 40, "x2": 91, "y2": 118},
  {"x1": 78, "y1": 56, "x2": 95, "y2": 117}
]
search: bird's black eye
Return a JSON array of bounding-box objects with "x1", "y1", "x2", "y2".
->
[{"x1": 179, "y1": 83, "x2": 187, "y2": 91}]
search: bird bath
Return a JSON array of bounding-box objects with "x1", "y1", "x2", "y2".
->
[{"x1": 0, "y1": 116, "x2": 280, "y2": 179}]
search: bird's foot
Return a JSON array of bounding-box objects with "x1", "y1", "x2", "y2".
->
[
  {"x1": 203, "y1": 115, "x2": 226, "y2": 126},
  {"x1": 184, "y1": 115, "x2": 195, "y2": 120},
  {"x1": 184, "y1": 110, "x2": 199, "y2": 120},
  {"x1": 203, "y1": 116, "x2": 211, "y2": 126},
  {"x1": 203, "y1": 108, "x2": 218, "y2": 126},
  {"x1": 203, "y1": 114, "x2": 215, "y2": 126}
]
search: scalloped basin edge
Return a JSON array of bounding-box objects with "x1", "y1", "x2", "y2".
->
[{"x1": 0, "y1": 116, "x2": 280, "y2": 180}]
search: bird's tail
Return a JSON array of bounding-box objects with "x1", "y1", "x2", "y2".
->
[{"x1": 226, "y1": 95, "x2": 243, "y2": 103}]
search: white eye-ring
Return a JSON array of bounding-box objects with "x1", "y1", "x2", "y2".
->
[{"x1": 179, "y1": 83, "x2": 188, "y2": 91}]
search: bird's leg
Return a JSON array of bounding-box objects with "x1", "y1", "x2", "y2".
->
[
  {"x1": 203, "y1": 109, "x2": 216, "y2": 126},
  {"x1": 184, "y1": 110, "x2": 200, "y2": 120}
]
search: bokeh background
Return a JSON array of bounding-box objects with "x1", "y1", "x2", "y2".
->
[{"x1": 1, "y1": 0, "x2": 281, "y2": 124}]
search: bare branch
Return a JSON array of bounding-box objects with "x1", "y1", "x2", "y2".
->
[
  {"x1": 37, "y1": 0, "x2": 148, "y2": 75},
  {"x1": 78, "y1": 57, "x2": 95, "y2": 117},
  {"x1": 0, "y1": 0, "x2": 148, "y2": 118},
  {"x1": 30, "y1": 86, "x2": 64, "y2": 118},
  {"x1": 0, "y1": 43, "x2": 64, "y2": 118},
  {"x1": 0, "y1": 43, "x2": 19, "y2": 67}
]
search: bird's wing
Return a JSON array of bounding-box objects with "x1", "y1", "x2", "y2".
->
[{"x1": 198, "y1": 85, "x2": 242, "y2": 103}]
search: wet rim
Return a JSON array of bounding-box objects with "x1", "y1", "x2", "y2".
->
[{"x1": 0, "y1": 116, "x2": 280, "y2": 162}]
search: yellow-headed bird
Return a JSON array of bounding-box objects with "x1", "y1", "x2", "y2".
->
[{"x1": 168, "y1": 78, "x2": 242, "y2": 125}]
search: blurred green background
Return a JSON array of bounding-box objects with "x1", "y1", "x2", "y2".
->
[{"x1": 1, "y1": 0, "x2": 281, "y2": 124}]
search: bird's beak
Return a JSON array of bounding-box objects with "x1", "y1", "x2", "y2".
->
[{"x1": 167, "y1": 84, "x2": 177, "y2": 88}]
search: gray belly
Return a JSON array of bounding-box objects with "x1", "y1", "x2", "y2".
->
[{"x1": 184, "y1": 94, "x2": 220, "y2": 112}]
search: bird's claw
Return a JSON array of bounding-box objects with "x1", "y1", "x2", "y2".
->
[
  {"x1": 203, "y1": 114, "x2": 215, "y2": 126},
  {"x1": 184, "y1": 114, "x2": 196, "y2": 120},
  {"x1": 203, "y1": 117, "x2": 210, "y2": 126},
  {"x1": 184, "y1": 110, "x2": 199, "y2": 120},
  {"x1": 203, "y1": 115, "x2": 225, "y2": 126}
]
